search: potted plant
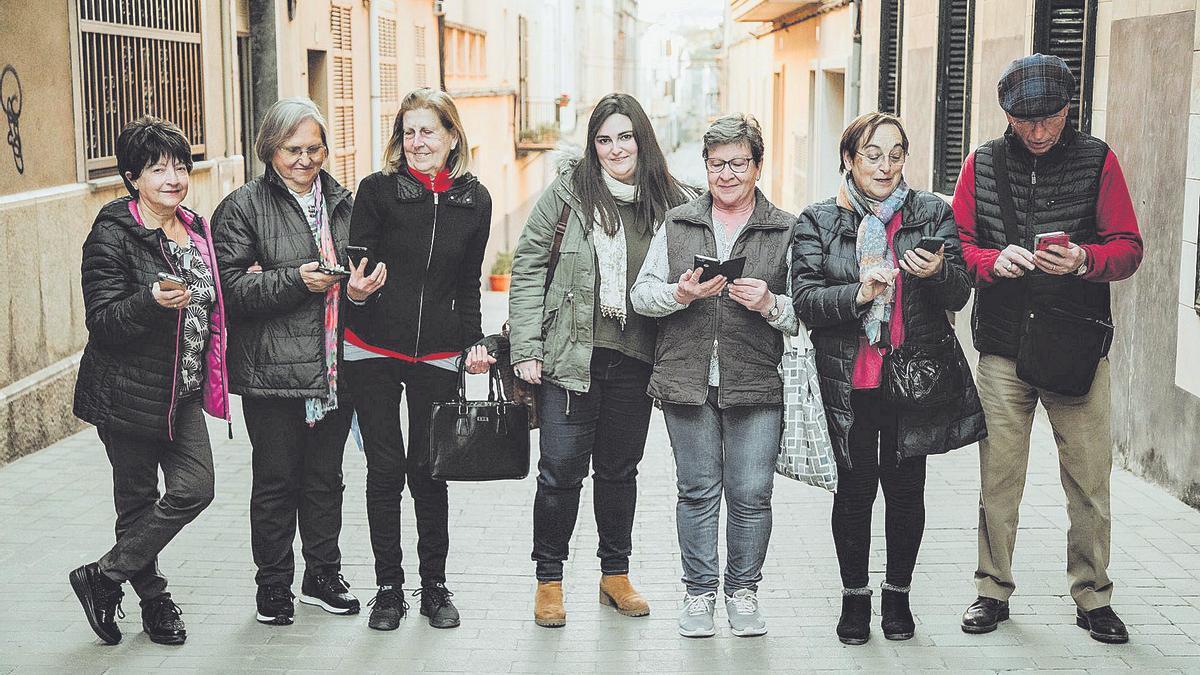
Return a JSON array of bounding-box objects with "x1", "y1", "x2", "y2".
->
[{"x1": 489, "y1": 250, "x2": 513, "y2": 292}]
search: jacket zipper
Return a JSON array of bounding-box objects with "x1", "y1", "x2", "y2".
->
[
  {"x1": 414, "y1": 191, "x2": 440, "y2": 354},
  {"x1": 1028, "y1": 158, "x2": 1039, "y2": 245},
  {"x1": 158, "y1": 236, "x2": 184, "y2": 442}
]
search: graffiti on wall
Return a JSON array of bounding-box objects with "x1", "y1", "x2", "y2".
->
[{"x1": 1, "y1": 65, "x2": 24, "y2": 175}]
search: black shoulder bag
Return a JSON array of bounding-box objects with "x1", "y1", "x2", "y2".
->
[
  {"x1": 428, "y1": 355, "x2": 531, "y2": 482},
  {"x1": 993, "y1": 141, "x2": 1114, "y2": 397}
]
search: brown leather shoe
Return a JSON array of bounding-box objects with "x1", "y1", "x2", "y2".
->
[
  {"x1": 598, "y1": 574, "x2": 650, "y2": 617},
  {"x1": 534, "y1": 581, "x2": 566, "y2": 628}
]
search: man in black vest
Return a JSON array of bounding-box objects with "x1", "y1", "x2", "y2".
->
[{"x1": 951, "y1": 54, "x2": 1143, "y2": 644}]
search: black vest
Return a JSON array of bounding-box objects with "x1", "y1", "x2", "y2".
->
[
  {"x1": 648, "y1": 190, "x2": 793, "y2": 407},
  {"x1": 971, "y1": 127, "x2": 1111, "y2": 357}
]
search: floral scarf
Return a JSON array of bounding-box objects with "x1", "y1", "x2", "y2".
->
[
  {"x1": 841, "y1": 173, "x2": 908, "y2": 346},
  {"x1": 302, "y1": 177, "x2": 340, "y2": 426}
]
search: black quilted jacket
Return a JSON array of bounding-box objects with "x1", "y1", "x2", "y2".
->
[
  {"x1": 212, "y1": 167, "x2": 352, "y2": 398},
  {"x1": 791, "y1": 189, "x2": 987, "y2": 466}
]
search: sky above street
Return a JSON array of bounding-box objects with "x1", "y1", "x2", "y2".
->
[{"x1": 639, "y1": 0, "x2": 725, "y2": 28}]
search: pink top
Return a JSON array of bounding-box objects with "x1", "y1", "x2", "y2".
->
[{"x1": 851, "y1": 210, "x2": 905, "y2": 389}]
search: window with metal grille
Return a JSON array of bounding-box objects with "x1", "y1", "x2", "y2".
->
[
  {"x1": 933, "y1": 0, "x2": 973, "y2": 195},
  {"x1": 330, "y1": 4, "x2": 355, "y2": 187},
  {"x1": 1033, "y1": 0, "x2": 1097, "y2": 133},
  {"x1": 77, "y1": 0, "x2": 206, "y2": 177},
  {"x1": 878, "y1": 0, "x2": 903, "y2": 115}
]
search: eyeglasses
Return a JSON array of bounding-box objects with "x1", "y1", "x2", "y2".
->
[
  {"x1": 856, "y1": 150, "x2": 907, "y2": 167},
  {"x1": 280, "y1": 144, "x2": 327, "y2": 162},
  {"x1": 1010, "y1": 112, "x2": 1068, "y2": 132},
  {"x1": 705, "y1": 157, "x2": 754, "y2": 174}
]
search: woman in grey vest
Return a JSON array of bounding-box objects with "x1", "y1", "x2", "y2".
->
[
  {"x1": 508, "y1": 93, "x2": 691, "y2": 628},
  {"x1": 631, "y1": 114, "x2": 798, "y2": 638}
]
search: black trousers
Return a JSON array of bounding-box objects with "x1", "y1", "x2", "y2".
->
[
  {"x1": 344, "y1": 358, "x2": 456, "y2": 588},
  {"x1": 98, "y1": 397, "x2": 215, "y2": 605},
  {"x1": 831, "y1": 388, "x2": 928, "y2": 590},
  {"x1": 243, "y1": 396, "x2": 352, "y2": 587},
  {"x1": 532, "y1": 348, "x2": 653, "y2": 581}
]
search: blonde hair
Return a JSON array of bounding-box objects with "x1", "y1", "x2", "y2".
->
[{"x1": 382, "y1": 88, "x2": 471, "y2": 178}]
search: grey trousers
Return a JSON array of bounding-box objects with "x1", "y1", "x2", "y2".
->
[
  {"x1": 98, "y1": 397, "x2": 215, "y2": 605},
  {"x1": 662, "y1": 387, "x2": 782, "y2": 596}
]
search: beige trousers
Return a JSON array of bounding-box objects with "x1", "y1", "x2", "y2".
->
[{"x1": 974, "y1": 354, "x2": 1114, "y2": 611}]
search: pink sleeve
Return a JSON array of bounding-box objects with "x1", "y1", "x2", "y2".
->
[
  {"x1": 951, "y1": 153, "x2": 1000, "y2": 285},
  {"x1": 1080, "y1": 151, "x2": 1143, "y2": 282}
]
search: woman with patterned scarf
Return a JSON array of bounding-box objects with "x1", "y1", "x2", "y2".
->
[
  {"x1": 213, "y1": 98, "x2": 366, "y2": 627},
  {"x1": 509, "y1": 93, "x2": 691, "y2": 629},
  {"x1": 792, "y1": 112, "x2": 986, "y2": 645}
]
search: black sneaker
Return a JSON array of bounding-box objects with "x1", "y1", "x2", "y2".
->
[
  {"x1": 69, "y1": 563, "x2": 125, "y2": 645},
  {"x1": 299, "y1": 571, "x2": 361, "y2": 615},
  {"x1": 416, "y1": 582, "x2": 460, "y2": 629},
  {"x1": 141, "y1": 595, "x2": 187, "y2": 645},
  {"x1": 367, "y1": 586, "x2": 408, "y2": 631},
  {"x1": 256, "y1": 583, "x2": 295, "y2": 625}
]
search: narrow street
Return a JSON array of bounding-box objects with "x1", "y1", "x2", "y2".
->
[{"x1": 1, "y1": 294, "x2": 1199, "y2": 673}]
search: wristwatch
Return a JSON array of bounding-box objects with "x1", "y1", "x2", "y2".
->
[{"x1": 764, "y1": 296, "x2": 781, "y2": 320}]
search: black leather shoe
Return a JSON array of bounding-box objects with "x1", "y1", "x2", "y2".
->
[
  {"x1": 961, "y1": 596, "x2": 1009, "y2": 634},
  {"x1": 300, "y1": 571, "x2": 360, "y2": 615},
  {"x1": 256, "y1": 583, "x2": 295, "y2": 625},
  {"x1": 836, "y1": 593, "x2": 871, "y2": 645},
  {"x1": 416, "y1": 582, "x2": 461, "y2": 629},
  {"x1": 1076, "y1": 606, "x2": 1129, "y2": 644},
  {"x1": 367, "y1": 587, "x2": 408, "y2": 631},
  {"x1": 881, "y1": 589, "x2": 914, "y2": 641},
  {"x1": 69, "y1": 563, "x2": 124, "y2": 645},
  {"x1": 141, "y1": 595, "x2": 187, "y2": 645}
]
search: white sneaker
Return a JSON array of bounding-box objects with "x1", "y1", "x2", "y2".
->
[
  {"x1": 725, "y1": 588, "x2": 767, "y2": 637},
  {"x1": 678, "y1": 592, "x2": 717, "y2": 638}
]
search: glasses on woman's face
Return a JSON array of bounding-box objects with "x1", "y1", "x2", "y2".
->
[
  {"x1": 280, "y1": 144, "x2": 327, "y2": 163},
  {"x1": 705, "y1": 157, "x2": 754, "y2": 174},
  {"x1": 856, "y1": 149, "x2": 907, "y2": 168},
  {"x1": 1010, "y1": 112, "x2": 1068, "y2": 133}
]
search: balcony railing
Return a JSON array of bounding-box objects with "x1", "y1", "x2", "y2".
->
[{"x1": 517, "y1": 98, "x2": 561, "y2": 153}]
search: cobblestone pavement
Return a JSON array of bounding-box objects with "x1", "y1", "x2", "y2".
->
[{"x1": 2, "y1": 293, "x2": 1200, "y2": 674}]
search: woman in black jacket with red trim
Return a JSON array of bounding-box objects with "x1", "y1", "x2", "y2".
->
[{"x1": 343, "y1": 88, "x2": 493, "y2": 632}]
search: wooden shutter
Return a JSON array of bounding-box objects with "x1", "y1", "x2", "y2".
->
[
  {"x1": 1033, "y1": 0, "x2": 1097, "y2": 133},
  {"x1": 330, "y1": 4, "x2": 355, "y2": 187},
  {"x1": 933, "y1": 0, "x2": 973, "y2": 195},
  {"x1": 878, "y1": 0, "x2": 903, "y2": 115}
]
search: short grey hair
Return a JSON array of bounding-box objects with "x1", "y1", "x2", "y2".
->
[
  {"x1": 702, "y1": 114, "x2": 765, "y2": 165},
  {"x1": 255, "y1": 97, "x2": 330, "y2": 166}
]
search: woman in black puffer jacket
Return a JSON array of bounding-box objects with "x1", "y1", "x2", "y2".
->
[
  {"x1": 70, "y1": 116, "x2": 229, "y2": 647},
  {"x1": 792, "y1": 113, "x2": 986, "y2": 646}
]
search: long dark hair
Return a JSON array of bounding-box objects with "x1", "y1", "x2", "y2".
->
[{"x1": 573, "y1": 93, "x2": 689, "y2": 236}]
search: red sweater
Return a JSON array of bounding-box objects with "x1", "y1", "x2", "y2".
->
[{"x1": 951, "y1": 150, "x2": 1143, "y2": 286}]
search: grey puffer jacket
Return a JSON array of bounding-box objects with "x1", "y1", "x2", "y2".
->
[
  {"x1": 212, "y1": 167, "x2": 352, "y2": 398},
  {"x1": 791, "y1": 189, "x2": 987, "y2": 466}
]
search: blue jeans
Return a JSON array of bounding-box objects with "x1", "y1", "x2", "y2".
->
[
  {"x1": 662, "y1": 387, "x2": 781, "y2": 596},
  {"x1": 532, "y1": 348, "x2": 653, "y2": 581}
]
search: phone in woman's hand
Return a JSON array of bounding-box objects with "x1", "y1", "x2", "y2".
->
[{"x1": 157, "y1": 272, "x2": 186, "y2": 291}]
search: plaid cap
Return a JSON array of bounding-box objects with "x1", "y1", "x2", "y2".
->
[{"x1": 997, "y1": 54, "x2": 1076, "y2": 118}]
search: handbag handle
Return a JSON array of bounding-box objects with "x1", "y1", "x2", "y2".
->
[{"x1": 454, "y1": 350, "x2": 510, "y2": 405}]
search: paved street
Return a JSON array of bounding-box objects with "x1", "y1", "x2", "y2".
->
[{"x1": 2, "y1": 293, "x2": 1200, "y2": 674}]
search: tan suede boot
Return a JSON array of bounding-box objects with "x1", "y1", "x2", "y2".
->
[
  {"x1": 534, "y1": 581, "x2": 566, "y2": 627},
  {"x1": 599, "y1": 574, "x2": 650, "y2": 617}
]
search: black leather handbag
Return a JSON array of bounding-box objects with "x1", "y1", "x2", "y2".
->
[
  {"x1": 884, "y1": 333, "x2": 965, "y2": 409},
  {"x1": 428, "y1": 357, "x2": 530, "y2": 482}
]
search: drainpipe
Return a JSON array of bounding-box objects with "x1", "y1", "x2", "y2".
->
[
  {"x1": 369, "y1": 0, "x2": 382, "y2": 168},
  {"x1": 436, "y1": 0, "x2": 446, "y2": 91},
  {"x1": 847, "y1": 0, "x2": 862, "y2": 120}
]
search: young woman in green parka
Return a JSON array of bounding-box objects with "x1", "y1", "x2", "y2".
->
[{"x1": 508, "y1": 93, "x2": 691, "y2": 628}]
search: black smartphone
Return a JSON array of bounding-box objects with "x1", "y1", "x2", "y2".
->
[
  {"x1": 915, "y1": 236, "x2": 945, "y2": 253},
  {"x1": 317, "y1": 263, "x2": 350, "y2": 277},
  {"x1": 693, "y1": 255, "x2": 746, "y2": 283},
  {"x1": 157, "y1": 272, "x2": 186, "y2": 292},
  {"x1": 346, "y1": 245, "x2": 371, "y2": 272}
]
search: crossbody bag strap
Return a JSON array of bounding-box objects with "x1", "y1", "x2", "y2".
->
[
  {"x1": 991, "y1": 141, "x2": 1021, "y2": 247},
  {"x1": 543, "y1": 203, "x2": 571, "y2": 294}
]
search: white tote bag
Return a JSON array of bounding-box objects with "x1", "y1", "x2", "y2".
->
[{"x1": 776, "y1": 329, "x2": 838, "y2": 493}]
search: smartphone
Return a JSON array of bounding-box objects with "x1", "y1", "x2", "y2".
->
[
  {"x1": 317, "y1": 263, "x2": 351, "y2": 277},
  {"x1": 346, "y1": 245, "x2": 372, "y2": 271},
  {"x1": 915, "y1": 236, "x2": 945, "y2": 253},
  {"x1": 157, "y1": 272, "x2": 186, "y2": 292},
  {"x1": 692, "y1": 255, "x2": 747, "y2": 283},
  {"x1": 1035, "y1": 231, "x2": 1070, "y2": 251}
]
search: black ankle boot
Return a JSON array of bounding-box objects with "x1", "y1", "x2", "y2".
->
[
  {"x1": 837, "y1": 591, "x2": 871, "y2": 645},
  {"x1": 881, "y1": 587, "x2": 915, "y2": 640}
]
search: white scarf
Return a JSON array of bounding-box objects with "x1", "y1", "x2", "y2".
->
[{"x1": 592, "y1": 171, "x2": 638, "y2": 328}]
